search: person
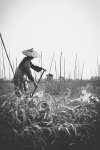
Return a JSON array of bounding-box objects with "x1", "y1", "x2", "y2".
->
[{"x1": 13, "y1": 48, "x2": 46, "y2": 97}]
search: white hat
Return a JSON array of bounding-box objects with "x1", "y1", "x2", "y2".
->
[{"x1": 22, "y1": 48, "x2": 40, "y2": 58}]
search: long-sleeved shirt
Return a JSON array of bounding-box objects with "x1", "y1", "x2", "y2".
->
[{"x1": 14, "y1": 56, "x2": 43, "y2": 82}]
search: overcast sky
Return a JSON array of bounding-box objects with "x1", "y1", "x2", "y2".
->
[{"x1": 0, "y1": 0, "x2": 100, "y2": 79}]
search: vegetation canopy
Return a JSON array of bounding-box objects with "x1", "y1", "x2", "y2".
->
[{"x1": 0, "y1": 80, "x2": 100, "y2": 150}]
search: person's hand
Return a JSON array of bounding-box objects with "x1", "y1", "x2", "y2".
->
[{"x1": 43, "y1": 68, "x2": 47, "y2": 72}]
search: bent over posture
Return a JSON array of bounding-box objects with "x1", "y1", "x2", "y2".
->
[{"x1": 13, "y1": 48, "x2": 46, "y2": 97}]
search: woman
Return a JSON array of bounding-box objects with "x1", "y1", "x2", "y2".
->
[{"x1": 13, "y1": 48, "x2": 46, "y2": 97}]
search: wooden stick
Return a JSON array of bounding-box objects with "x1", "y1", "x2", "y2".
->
[
  {"x1": 1, "y1": 42, "x2": 6, "y2": 79},
  {"x1": 97, "y1": 59, "x2": 99, "y2": 67},
  {"x1": 60, "y1": 51, "x2": 62, "y2": 81},
  {"x1": 64, "y1": 57, "x2": 65, "y2": 80},
  {"x1": 74, "y1": 53, "x2": 77, "y2": 80},
  {"x1": 31, "y1": 69, "x2": 45, "y2": 96},
  {"x1": 49, "y1": 52, "x2": 55, "y2": 74},
  {"x1": 81, "y1": 61, "x2": 85, "y2": 80},
  {"x1": 0, "y1": 33, "x2": 14, "y2": 75},
  {"x1": 2, "y1": 69, "x2": 3, "y2": 79},
  {"x1": 16, "y1": 57, "x2": 18, "y2": 70},
  {"x1": 78, "y1": 60, "x2": 79, "y2": 79},
  {"x1": 13, "y1": 61, "x2": 15, "y2": 74},
  {"x1": 55, "y1": 60, "x2": 57, "y2": 79},
  {"x1": 9, "y1": 51, "x2": 11, "y2": 80}
]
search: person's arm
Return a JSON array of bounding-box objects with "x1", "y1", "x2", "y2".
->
[{"x1": 30, "y1": 62, "x2": 43, "y2": 72}]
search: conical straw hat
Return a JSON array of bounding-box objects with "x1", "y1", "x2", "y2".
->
[{"x1": 22, "y1": 48, "x2": 40, "y2": 58}]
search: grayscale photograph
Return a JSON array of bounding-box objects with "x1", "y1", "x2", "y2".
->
[{"x1": 0, "y1": 0, "x2": 100, "y2": 150}]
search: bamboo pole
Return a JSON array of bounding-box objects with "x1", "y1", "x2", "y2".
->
[
  {"x1": 74, "y1": 53, "x2": 77, "y2": 80},
  {"x1": 49, "y1": 52, "x2": 55, "y2": 74},
  {"x1": 0, "y1": 33, "x2": 14, "y2": 75},
  {"x1": 64, "y1": 57, "x2": 65, "y2": 80},
  {"x1": 78, "y1": 60, "x2": 79, "y2": 79},
  {"x1": 2, "y1": 69, "x2": 3, "y2": 79},
  {"x1": 60, "y1": 51, "x2": 62, "y2": 81},
  {"x1": 98, "y1": 64, "x2": 100, "y2": 77},
  {"x1": 97, "y1": 59, "x2": 99, "y2": 67},
  {"x1": 13, "y1": 61, "x2": 15, "y2": 75},
  {"x1": 81, "y1": 61, "x2": 85, "y2": 80},
  {"x1": 55, "y1": 60, "x2": 57, "y2": 79},
  {"x1": 9, "y1": 51, "x2": 11, "y2": 80},
  {"x1": 16, "y1": 57, "x2": 18, "y2": 70},
  {"x1": 1, "y1": 42, "x2": 6, "y2": 79}
]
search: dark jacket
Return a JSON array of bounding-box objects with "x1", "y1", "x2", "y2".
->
[{"x1": 14, "y1": 56, "x2": 43, "y2": 82}]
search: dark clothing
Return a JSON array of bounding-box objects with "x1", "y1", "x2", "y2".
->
[
  {"x1": 13, "y1": 56, "x2": 43, "y2": 94},
  {"x1": 18, "y1": 56, "x2": 42, "y2": 81}
]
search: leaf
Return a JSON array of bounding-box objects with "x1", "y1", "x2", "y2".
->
[
  {"x1": 64, "y1": 127, "x2": 71, "y2": 137},
  {"x1": 8, "y1": 108, "x2": 14, "y2": 113},
  {"x1": 58, "y1": 125, "x2": 63, "y2": 130},
  {"x1": 1, "y1": 101, "x2": 7, "y2": 108},
  {"x1": 16, "y1": 117, "x2": 22, "y2": 125}
]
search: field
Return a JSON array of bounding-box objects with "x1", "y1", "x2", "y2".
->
[{"x1": 0, "y1": 79, "x2": 100, "y2": 150}]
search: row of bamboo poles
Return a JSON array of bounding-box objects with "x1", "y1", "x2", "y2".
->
[
  {"x1": 0, "y1": 33, "x2": 100, "y2": 80},
  {"x1": 0, "y1": 58, "x2": 18, "y2": 80},
  {"x1": 0, "y1": 34, "x2": 87, "y2": 81},
  {"x1": 0, "y1": 33, "x2": 17, "y2": 80},
  {"x1": 45, "y1": 51, "x2": 86, "y2": 81}
]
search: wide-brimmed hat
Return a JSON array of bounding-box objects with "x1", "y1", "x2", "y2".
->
[{"x1": 22, "y1": 48, "x2": 40, "y2": 58}]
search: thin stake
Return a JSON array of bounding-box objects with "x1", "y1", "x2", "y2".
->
[
  {"x1": 64, "y1": 57, "x2": 65, "y2": 80},
  {"x1": 0, "y1": 33, "x2": 14, "y2": 75},
  {"x1": 78, "y1": 60, "x2": 79, "y2": 79},
  {"x1": 31, "y1": 69, "x2": 45, "y2": 96},
  {"x1": 74, "y1": 53, "x2": 77, "y2": 80},
  {"x1": 16, "y1": 57, "x2": 18, "y2": 70},
  {"x1": 2, "y1": 69, "x2": 3, "y2": 78},
  {"x1": 13, "y1": 61, "x2": 15, "y2": 74},
  {"x1": 9, "y1": 51, "x2": 11, "y2": 80},
  {"x1": 49, "y1": 52, "x2": 55, "y2": 74},
  {"x1": 97, "y1": 59, "x2": 99, "y2": 67},
  {"x1": 1, "y1": 42, "x2": 6, "y2": 79},
  {"x1": 60, "y1": 51, "x2": 62, "y2": 81},
  {"x1": 81, "y1": 61, "x2": 85, "y2": 80},
  {"x1": 98, "y1": 64, "x2": 100, "y2": 77},
  {"x1": 55, "y1": 60, "x2": 57, "y2": 79}
]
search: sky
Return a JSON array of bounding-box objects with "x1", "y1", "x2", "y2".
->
[{"x1": 0, "y1": 0, "x2": 100, "y2": 79}]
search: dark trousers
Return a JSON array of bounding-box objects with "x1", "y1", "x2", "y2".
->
[{"x1": 13, "y1": 74, "x2": 28, "y2": 97}]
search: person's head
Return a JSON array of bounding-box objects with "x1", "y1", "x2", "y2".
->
[{"x1": 22, "y1": 48, "x2": 40, "y2": 58}]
